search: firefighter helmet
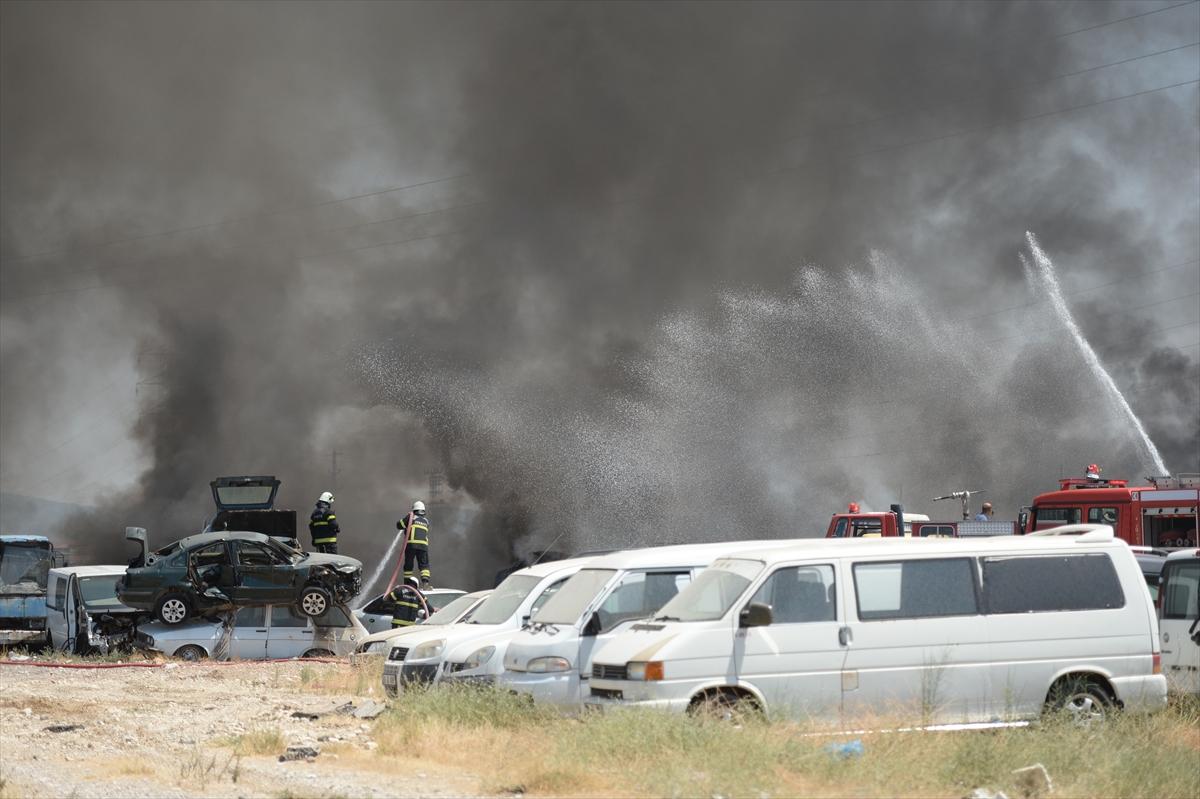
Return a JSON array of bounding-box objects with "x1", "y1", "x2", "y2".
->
[
  {"x1": 412, "y1": 500, "x2": 425, "y2": 513},
  {"x1": 319, "y1": 491, "x2": 335, "y2": 503}
]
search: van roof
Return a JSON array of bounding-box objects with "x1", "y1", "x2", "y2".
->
[
  {"x1": 584, "y1": 539, "x2": 801, "y2": 571},
  {"x1": 49, "y1": 565, "x2": 126, "y2": 577},
  {"x1": 722, "y1": 533, "x2": 1128, "y2": 565},
  {"x1": 513, "y1": 556, "x2": 596, "y2": 578}
]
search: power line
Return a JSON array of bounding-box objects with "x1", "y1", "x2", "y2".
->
[
  {"x1": 4, "y1": 2, "x2": 1194, "y2": 267},
  {"x1": 981, "y1": 292, "x2": 1200, "y2": 345},
  {"x1": 0, "y1": 395, "x2": 138, "y2": 481}
]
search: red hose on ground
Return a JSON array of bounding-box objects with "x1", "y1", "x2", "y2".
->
[{"x1": 0, "y1": 657, "x2": 344, "y2": 669}]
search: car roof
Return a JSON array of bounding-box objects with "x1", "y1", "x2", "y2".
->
[
  {"x1": 1165, "y1": 548, "x2": 1200, "y2": 561},
  {"x1": 720, "y1": 532, "x2": 1130, "y2": 565},
  {"x1": 584, "y1": 539, "x2": 801, "y2": 571},
  {"x1": 175, "y1": 530, "x2": 274, "y2": 549},
  {"x1": 49, "y1": 565, "x2": 126, "y2": 577}
]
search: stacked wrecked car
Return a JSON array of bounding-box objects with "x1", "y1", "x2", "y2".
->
[{"x1": 117, "y1": 527, "x2": 362, "y2": 625}]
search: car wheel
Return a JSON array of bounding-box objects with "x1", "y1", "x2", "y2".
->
[
  {"x1": 156, "y1": 593, "x2": 192, "y2": 625},
  {"x1": 299, "y1": 586, "x2": 331, "y2": 617},
  {"x1": 302, "y1": 648, "x2": 335, "y2": 659},
  {"x1": 175, "y1": 645, "x2": 207, "y2": 662},
  {"x1": 1048, "y1": 680, "x2": 1111, "y2": 728}
]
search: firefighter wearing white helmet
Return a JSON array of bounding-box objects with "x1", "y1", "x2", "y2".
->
[
  {"x1": 397, "y1": 500, "x2": 433, "y2": 589},
  {"x1": 309, "y1": 491, "x2": 341, "y2": 554}
]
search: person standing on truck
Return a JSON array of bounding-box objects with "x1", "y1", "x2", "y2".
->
[
  {"x1": 974, "y1": 502, "x2": 994, "y2": 522},
  {"x1": 387, "y1": 577, "x2": 426, "y2": 627},
  {"x1": 309, "y1": 492, "x2": 340, "y2": 554},
  {"x1": 398, "y1": 500, "x2": 433, "y2": 589}
]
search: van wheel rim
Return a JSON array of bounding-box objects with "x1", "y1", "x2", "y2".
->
[
  {"x1": 162, "y1": 600, "x2": 187, "y2": 623},
  {"x1": 302, "y1": 593, "x2": 327, "y2": 615},
  {"x1": 1065, "y1": 695, "x2": 1105, "y2": 727}
]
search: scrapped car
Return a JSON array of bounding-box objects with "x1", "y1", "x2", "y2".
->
[
  {"x1": 117, "y1": 527, "x2": 362, "y2": 625},
  {"x1": 356, "y1": 590, "x2": 492, "y2": 655},
  {"x1": 47, "y1": 566, "x2": 145, "y2": 654},
  {"x1": 355, "y1": 588, "x2": 466, "y2": 634},
  {"x1": 134, "y1": 602, "x2": 366, "y2": 660}
]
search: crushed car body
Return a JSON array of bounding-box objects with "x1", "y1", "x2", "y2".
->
[
  {"x1": 47, "y1": 566, "x2": 145, "y2": 654},
  {"x1": 134, "y1": 602, "x2": 366, "y2": 660},
  {"x1": 117, "y1": 527, "x2": 362, "y2": 624}
]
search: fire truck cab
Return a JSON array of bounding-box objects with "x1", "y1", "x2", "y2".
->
[{"x1": 1023, "y1": 471, "x2": 1199, "y2": 549}]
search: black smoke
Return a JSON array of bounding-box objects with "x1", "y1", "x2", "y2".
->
[{"x1": 2, "y1": 2, "x2": 1197, "y2": 587}]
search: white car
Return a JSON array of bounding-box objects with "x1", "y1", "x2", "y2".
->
[
  {"x1": 356, "y1": 590, "x2": 492, "y2": 655},
  {"x1": 586, "y1": 527, "x2": 1167, "y2": 725},
  {"x1": 355, "y1": 588, "x2": 467, "y2": 634},
  {"x1": 134, "y1": 602, "x2": 367, "y2": 661},
  {"x1": 382, "y1": 557, "x2": 595, "y2": 696},
  {"x1": 499, "y1": 540, "x2": 800, "y2": 710}
]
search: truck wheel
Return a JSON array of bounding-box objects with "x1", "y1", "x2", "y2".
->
[
  {"x1": 299, "y1": 586, "x2": 331, "y2": 617},
  {"x1": 156, "y1": 593, "x2": 192, "y2": 625},
  {"x1": 175, "y1": 645, "x2": 207, "y2": 662}
]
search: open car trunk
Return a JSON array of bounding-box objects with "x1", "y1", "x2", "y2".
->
[{"x1": 207, "y1": 476, "x2": 299, "y2": 547}]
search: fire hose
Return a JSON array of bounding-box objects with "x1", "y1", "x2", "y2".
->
[{"x1": 0, "y1": 657, "x2": 344, "y2": 669}]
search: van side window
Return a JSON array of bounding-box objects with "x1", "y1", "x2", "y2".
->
[
  {"x1": 853, "y1": 559, "x2": 978, "y2": 620},
  {"x1": 983, "y1": 554, "x2": 1124, "y2": 613},
  {"x1": 750, "y1": 565, "x2": 835, "y2": 623},
  {"x1": 1161, "y1": 561, "x2": 1199, "y2": 620},
  {"x1": 1087, "y1": 508, "x2": 1118, "y2": 525},
  {"x1": 51, "y1": 575, "x2": 67, "y2": 611}
]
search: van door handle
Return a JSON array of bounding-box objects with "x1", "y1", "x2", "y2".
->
[{"x1": 839, "y1": 627, "x2": 852, "y2": 646}]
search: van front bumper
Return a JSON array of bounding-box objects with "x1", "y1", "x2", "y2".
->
[
  {"x1": 502, "y1": 671, "x2": 577, "y2": 705},
  {"x1": 585, "y1": 676, "x2": 695, "y2": 713}
]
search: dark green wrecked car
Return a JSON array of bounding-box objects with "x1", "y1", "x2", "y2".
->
[{"x1": 117, "y1": 528, "x2": 362, "y2": 625}]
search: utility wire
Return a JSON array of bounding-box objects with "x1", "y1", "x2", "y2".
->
[
  {"x1": 4, "y1": 2, "x2": 1194, "y2": 266},
  {"x1": 0, "y1": 395, "x2": 138, "y2": 480},
  {"x1": 981, "y1": 292, "x2": 1200, "y2": 345}
]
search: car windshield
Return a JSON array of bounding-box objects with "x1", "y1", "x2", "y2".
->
[
  {"x1": 424, "y1": 593, "x2": 479, "y2": 625},
  {"x1": 264, "y1": 538, "x2": 305, "y2": 564},
  {"x1": 78, "y1": 575, "x2": 127, "y2": 611},
  {"x1": 654, "y1": 559, "x2": 764, "y2": 622},
  {"x1": 0, "y1": 542, "x2": 53, "y2": 591},
  {"x1": 467, "y1": 575, "x2": 541, "y2": 624},
  {"x1": 532, "y1": 569, "x2": 617, "y2": 625}
]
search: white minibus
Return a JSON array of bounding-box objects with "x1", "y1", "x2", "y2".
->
[
  {"x1": 497, "y1": 540, "x2": 799, "y2": 709},
  {"x1": 1158, "y1": 548, "x2": 1199, "y2": 695},
  {"x1": 586, "y1": 527, "x2": 1167, "y2": 725}
]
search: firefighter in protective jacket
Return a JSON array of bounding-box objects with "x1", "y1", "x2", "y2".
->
[
  {"x1": 398, "y1": 500, "x2": 432, "y2": 589},
  {"x1": 309, "y1": 492, "x2": 340, "y2": 554},
  {"x1": 387, "y1": 577, "x2": 425, "y2": 627}
]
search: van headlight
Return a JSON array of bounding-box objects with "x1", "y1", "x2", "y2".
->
[
  {"x1": 410, "y1": 639, "x2": 446, "y2": 660},
  {"x1": 626, "y1": 661, "x2": 664, "y2": 681},
  {"x1": 527, "y1": 656, "x2": 571, "y2": 673},
  {"x1": 462, "y1": 646, "x2": 495, "y2": 670}
]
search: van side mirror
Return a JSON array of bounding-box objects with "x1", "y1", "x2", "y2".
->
[
  {"x1": 583, "y1": 612, "x2": 602, "y2": 636},
  {"x1": 739, "y1": 602, "x2": 772, "y2": 627}
]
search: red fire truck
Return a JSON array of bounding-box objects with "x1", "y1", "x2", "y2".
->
[
  {"x1": 824, "y1": 499, "x2": 1016, "y2": 539},
  {"x1": 1020, "y1": 468, "x2": 1198, "y2": 548}
]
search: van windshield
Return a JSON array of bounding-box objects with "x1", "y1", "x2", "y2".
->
[
  {"x1": 654, "y1": 559, "x2": 763, "y2": 622},
  {"x1": 467, "y1": 575, "x2": 541, "y2": 624},
  {"x1": 78, "y1": 575, "x2": 129, "y2": 611},
  {"x1": 425, "y1": 593, "x2": 480, "y2": 625},
  {"x1": 532, "y1": 569, "x2": 616, "y2": 625}
]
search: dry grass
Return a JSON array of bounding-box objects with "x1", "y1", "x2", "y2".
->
[
  {"x1": 220, "y1": 726, "x2": 286, "y2": 757},
  {"x1": 372, "y1": 685, "x2": 1200, "y2": 799},
  {"x1": 296, "y1": 657, "x2": 385, "y2": 697}
]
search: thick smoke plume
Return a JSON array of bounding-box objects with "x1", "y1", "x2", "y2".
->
[{"x1": 2, "y1": 2, "x2": 1197, "y2": 588}]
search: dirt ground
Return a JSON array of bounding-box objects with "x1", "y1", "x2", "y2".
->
[{"x1": 0, "y1": 660, "x2": 489, "y2": 799}]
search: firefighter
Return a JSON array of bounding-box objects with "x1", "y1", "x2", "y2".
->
[
  {"x1": 309, "y1": 491, "x2": 340, "y2": 554},
  {"x1": 397, "y1": 500, "x2": 433, "y2": 589},
  {"x1": 974, "y1": 502, "x2": 994, "y2": 522},
  {"x1": 387, "y1": 576, "x2": 425, "y2": 628}
]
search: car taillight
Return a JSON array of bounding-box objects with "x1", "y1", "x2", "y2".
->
[{"x1": 1153, "y1": 653, "x2": 1161, "y2": 675}]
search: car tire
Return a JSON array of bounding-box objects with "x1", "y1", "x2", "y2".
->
[
  {"x1": 299, "y1": 586, "x2": 331, "y2": 617},
  {"x1": 174, "y1": 645, "x2": 207, "y2": 662},
  {"x1": 302, "y1": 648, "x2": 335, "y2": 659},
  {"x1": 156, "y1": 593, "x2": 192, "y2": 625},
  {"x1": 1048, "y1": 679, "x2": 1111, "y2": 728}
]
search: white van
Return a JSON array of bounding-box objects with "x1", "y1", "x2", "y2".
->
[
  {"x1": 1158, "y1": 548, "x2": 1199, "y2": 694},
  {"x1": 586, "y1": 528, "x2": 1167, "y2": 725},
  {"x1": 498, "y1": 541, "x2": 799, "y2": 709},
  {"x1": 46, "y1": 566, "x2": 142, "y2": 654},
  {"x1": 381, "y1": 557, "x2": 595, "y2": 696}
]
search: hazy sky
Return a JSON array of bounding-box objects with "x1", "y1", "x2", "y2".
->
[{"x1": 2, "y1": 1, "x2": 1197, "y2": 587}]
